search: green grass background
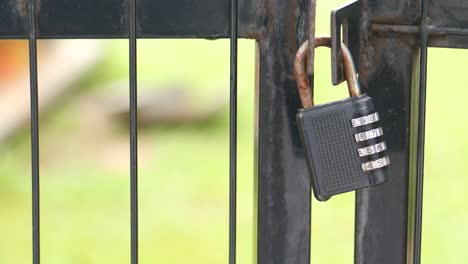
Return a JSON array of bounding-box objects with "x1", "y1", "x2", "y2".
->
[{"x1": 1, "y1": 0, "x2": 468, "y2": 263}]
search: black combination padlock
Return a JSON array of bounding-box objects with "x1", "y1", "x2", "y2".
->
[{"x1": 294, "y1": 36, "x2": 390, "y2": 201}]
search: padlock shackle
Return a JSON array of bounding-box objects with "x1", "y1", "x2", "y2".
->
[{"x1": 294, "y1": 35, "x2": 361, "y2": 108}]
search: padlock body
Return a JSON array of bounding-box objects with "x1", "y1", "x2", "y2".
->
[{"x1": 297, "y1": 94, "x2": 388, "y2": 201}]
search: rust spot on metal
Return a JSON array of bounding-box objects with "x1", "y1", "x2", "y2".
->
[
  {"x1": 35, "y1": 0, "x2": 41, "y2": 14},
  {"x1": 16, "y1": 0, "x2": 41, "y2": 18},
  {"x1": 16, "y1": 0, "x2": 28, "y2": 17},
  {"x1": 357, "y1": 0, "x2": 374, "y2": 85},
  {"x1": 294, "y1": 35, "x2": 361, "y2": 108},
  {"x1": 258, "y1": 0, "x2": 274, "y2": 42},
  {"x1": 294, "y1": 38, "x2": 314, "y2": 108},
  {"x1": 243, "y1": 31, "x2": 264, "y2": 40},
  {"x1": 121, "y1": 0, "x2": 129, "y2": 26}
]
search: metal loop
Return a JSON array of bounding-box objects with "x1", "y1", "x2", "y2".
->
[{"x1": 294, "y1": 35, "x2": 361, "y2": 108}]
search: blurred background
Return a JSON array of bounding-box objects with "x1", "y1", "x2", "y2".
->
[{"x1": 0, "y1": 0, "x2": 467, "y2": 263}]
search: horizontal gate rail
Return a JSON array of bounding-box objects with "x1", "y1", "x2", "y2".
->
[
  {"x1": 0, "y1": 0, "x2": 261, "y2": 39},
  {"x1": 1, "y1": 0, "x2": 468, "y2": 48}
]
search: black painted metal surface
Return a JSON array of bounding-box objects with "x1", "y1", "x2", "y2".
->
[
  {"x1": 354, "y1": 2, "x2": 418, "y2": 264},
  {"x1": 3, "y1": 0, "x2": 468, "y2": 47},
  {"x1": 0, "y1": 0, "x2": 261, "y2": 39},
  {"x1": 36, "y1": 0, "x2": 128, "y2": 38},
  {"x1": 27, "y1": 0, "x2": 40, "y2": 263},
  {"x1": 0, "y1": 0, "x2": 28, "y2": 38},
  {"x1": 256, "y1": 0, "x2": 311, "y2": 263},
  {"x1": 129, "y1": 0, "x2": 139, "y2": 262},
  {"x1": 138, "y1": 0, "x2": 228, "y2": 38},
  {"x1": 413, "y1": 1, "x2": 429, "y2": 263},
  {"x1": 229, "y1": 0, "x2": 238, "y2": 263},
  {"x1": 355, "y1": 37, "x2": 414, "y2": 264},
  {"x1": 354, "y1": 0, "x2": 437, "y2": 263},
  {"x1": 428, "y1": 0, "x2": 468, "y2": 48}
]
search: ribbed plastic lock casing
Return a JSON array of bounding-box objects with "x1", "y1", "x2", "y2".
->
[{"x1": 297, "y1": 94, "x2": 388, "y2": 201}]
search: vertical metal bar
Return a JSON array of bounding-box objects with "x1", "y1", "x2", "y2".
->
[
  {"x1": 229, "y1": 0, "x2": 238, "y2": 262},
  {"x1": 414, "y1": 0, "x2": 429, "y2": 263},
  {"x1": 354, "y1": 40, "x2": 415, "y2": 264},
  {"x1": 28, "y1": 0, "x2": 40, "y2": 263},
  {"x1": 354, "y1": 3, "x2": 421, "y2": 262},
  {"x1": 307, "y1": 0, "x2": 317, "y2": 76},
  {"x1": 129, "y1": 0, "x2": 139, "y2": 262},
  {"x1": 256, "y1": 0, "x2": 311, "y2": 263}
]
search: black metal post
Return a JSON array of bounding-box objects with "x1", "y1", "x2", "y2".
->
[
  {"x1": 354, "y1": 40, "x2": 415, "y2": 264},
  {"x1": 354, "y1": 1, "x2": 422, "y2": 264},
  {"x1": 256, "y1": 0, "x2": 311, "y2": 263}
]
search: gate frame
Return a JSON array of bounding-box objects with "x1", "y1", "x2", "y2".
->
[{"x1": 2, "y1": 0, "x2": 468, "y2": 263}]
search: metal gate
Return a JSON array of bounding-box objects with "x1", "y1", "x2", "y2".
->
[{"x1": 1, "y1": 0, "x2": 468, "y2": 263}]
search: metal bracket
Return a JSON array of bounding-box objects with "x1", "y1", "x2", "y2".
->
[{"x1": 331, "y1": 0, "x2": 361, "y2": 85}]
